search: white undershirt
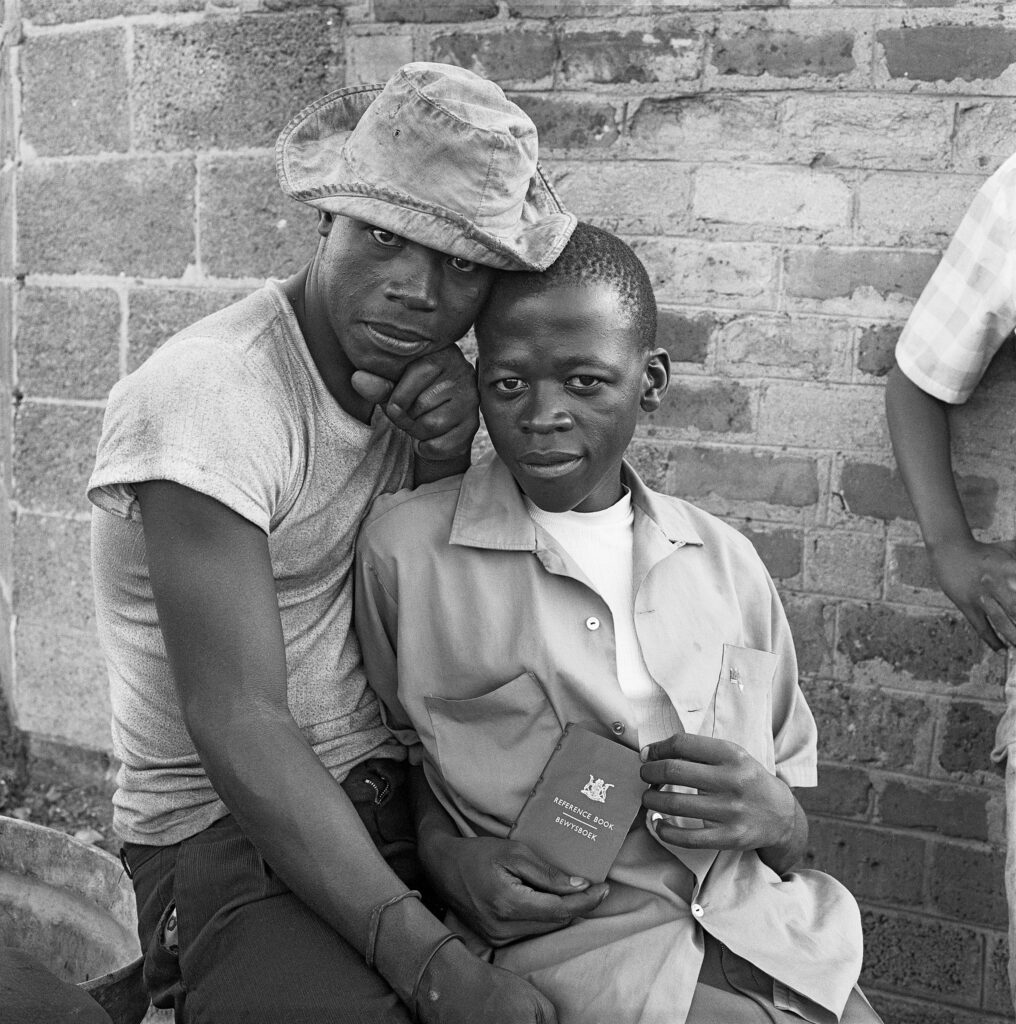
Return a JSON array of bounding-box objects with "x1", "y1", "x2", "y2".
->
[{"x1": 526, "y1": 491, "x2": 657, "y2": 702}]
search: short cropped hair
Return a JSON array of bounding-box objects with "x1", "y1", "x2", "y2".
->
[{"x1": 480, "y1": 221, "x2": 658, "y2": 349}]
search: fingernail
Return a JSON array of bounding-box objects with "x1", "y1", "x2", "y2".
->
[
  {"x1": 650, "y1": 812, "x2": 663, "y2": 825},
  {"x1": 639, "y1": 746, "x2": 650, "y2": 762},
  {"x1": 569, "y1": 876, "x2": 588, "y2": 887}
]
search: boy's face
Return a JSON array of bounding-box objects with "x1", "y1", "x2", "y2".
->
[
  {"x1": 310, "y1": 214, "x2": 494, "y2": 382},
  {"x1": 477, "y1": 280, "x2": 669, "y2": 514}
]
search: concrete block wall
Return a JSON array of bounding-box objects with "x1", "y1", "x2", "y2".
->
[{"x1": 2, "y1": 0, "x2": 1015, "y2": 1018}]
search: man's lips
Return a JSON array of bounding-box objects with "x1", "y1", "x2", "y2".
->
[
  {"x1": 363, "y1": 322, "x2": 434, "y2": 356},
  {"x1": 516, "y1": 451, "x2": 583, "y2": 478}
]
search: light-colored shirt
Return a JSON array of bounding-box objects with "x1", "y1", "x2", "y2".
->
[
  {"x1": 89, "y1": 280, "x2": 410, "y2": 846},
  {"x1": 355, "y1": 454, "x2": 864, "y2": 1024},
  {"x1": 895, "y1": 151, "x2": 1016, "y2": 405}
]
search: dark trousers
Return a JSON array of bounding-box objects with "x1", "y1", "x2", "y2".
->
[{"x1": 121, "y1": 759, "x2": 424, "y2": 1024}]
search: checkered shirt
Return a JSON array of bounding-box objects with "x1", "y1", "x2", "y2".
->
[{"x1": 895, "y1": 151, "x2": 1016, "y2": 404}]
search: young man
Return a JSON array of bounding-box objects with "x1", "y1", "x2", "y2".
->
[
  {"x1": 87, "y1": 63, "x2": 587, "y2": 1024},
  {"x1": 355, "y1": 223, "x2": 880, "y2": 1023}
]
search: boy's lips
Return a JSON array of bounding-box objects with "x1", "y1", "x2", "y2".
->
[
  {"x1": 517, "y1": 451, "x2": 583, "y2": 478},
  {"x1": 363, "y1": 322, "x2": 434, "y2": 357}
]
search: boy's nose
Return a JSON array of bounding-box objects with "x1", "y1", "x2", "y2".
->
[
  {"x1": 384, "y1": 245, "x2": 442, "y2": 310},
  {"x1": 521, "y1": 391, "x2": 574, "y2": 433}
]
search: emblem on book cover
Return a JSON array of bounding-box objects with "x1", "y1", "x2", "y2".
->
[{"x1": 581, "y1": 775, "x2": 614, "y2": 803}]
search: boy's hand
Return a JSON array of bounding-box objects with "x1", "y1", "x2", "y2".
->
[
  {"x1": 352, "y1": 345, "x2": 479, "y2": 461},
  {"x1": 416, "y1": 938, "x2": 558, "y2": 1024},
  {"x1": 640, "y1": 733, "x2": 797, "y2": 855},
  {"x1": 421, "y1": 833, "x2": 609, "y2": 947},
  {"x1": 929, "y1": 536, "x2": 1016, "y2": 650}
]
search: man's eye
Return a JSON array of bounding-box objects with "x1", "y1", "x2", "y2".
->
[
  {"x1": 566, "y1": 375, "x2": 601, "y2": 390},
  {"x1": 449, "y1": 256, "x2": 478, "y2": 273},
  {"x1": 369, "y1": 227, "x2": 401, "y2": 247},
  {"x1": 493, "y1": 378, "x2": 526, "y2": 394}
]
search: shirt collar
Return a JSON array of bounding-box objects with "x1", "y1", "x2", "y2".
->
[{"x1": 450, "y1": 452, "x2": 704, "y2": 551}]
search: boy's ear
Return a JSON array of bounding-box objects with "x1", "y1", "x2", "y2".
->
[
  {"x1": 640, "y1": 349, "x2": 671, "y2": 412},
  {"x1": 317, "y1": 211, "x2": 334, "y2": 238}
]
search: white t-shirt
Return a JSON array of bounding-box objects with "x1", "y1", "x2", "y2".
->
[{"x1": 88, "y1": 280, "x2": 412, "y2": 845}]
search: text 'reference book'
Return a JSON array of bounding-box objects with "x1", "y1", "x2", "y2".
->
[{"x1": 509, "y1": 723, "x2": 648, "y2": 882}]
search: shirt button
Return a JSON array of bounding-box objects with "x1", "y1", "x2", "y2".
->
[
  {"x1": 585, "y1": 616, "x2": 600, "y2": 631},
  {"x1": 691, "y1": 903, "x2": 704, "y2": 919},
  {"x1": 611, "y1": 721, "x2": 625, "y2": 736}
]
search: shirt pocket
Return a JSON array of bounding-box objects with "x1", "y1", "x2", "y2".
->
[
  {"x1": 425, "y1": 671, "x2": 562, "y2": 827},
  {"x1": 710, "y1": 644, "x2": 777, "y2": 774}
]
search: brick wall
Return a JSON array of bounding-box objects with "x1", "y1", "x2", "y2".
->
[{"x1": 2, "y1": 0, "x2": 1015, "y2": 1018}]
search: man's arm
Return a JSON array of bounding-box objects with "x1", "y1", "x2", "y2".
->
[
  {"x1": 136, "y1": 480, "x2": 558, "y2": 1024},
  {"x1": 885, "y1": 364, "x2": 1016, "y2": 649}
]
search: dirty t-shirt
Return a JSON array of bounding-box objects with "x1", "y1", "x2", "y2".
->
[{"x1": 88, "y1": 280, "x2": 411, "y2": 846}]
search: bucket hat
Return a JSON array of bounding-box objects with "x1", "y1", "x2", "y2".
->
[{"x1": 276, "y1": 62, "x2": 575, "y2": 272}]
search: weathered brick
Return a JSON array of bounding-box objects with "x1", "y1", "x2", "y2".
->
[
  {"x1": 757, "y1": 383, "x2": 888, "y2": 450},
  {"x1": 430, "y1": 30, "x2": 556, "y2": 86},
  {"x1": 632, "y1": 238, "x2": 778, "y2": 308},
  {"x1": 955, "y1": 99, "x2": 1016, "y2": 173},
  {"x1": 838, "y1": 604, "x2": 985, "y2": 689},
  {"x1": 806, "y1": 680, "x2": 934, "y2": 771},
  {"x1": 867, "y1": 993, "x2": 1000, "y2": 1024},
  {"x1": 798, "y1": 764, "x2": 873, "y2": 818},
  {"x1": 655, "y1": 310, "x2": 711, "y2": 366},
  {"x1": 785, "y1": 248, "x2": 939, "y2": 305},
  {"x1": 12, "y1": 621, "x2": 111, "y2": 750},
  {"x1": 804, "y1": 819, "x2": 925, "y2": 906},
  {"x1": 928, "y1": 841, "x2": 1007, "y2": 927},
  {"x1": 785, "y1": 597, "x2": 834, "y2": 678},
  {"x1": 13, "y1": 515, "x2": 93, "y2": 632},
  {"x1": 511, "y1": 95, "x2": 620, "y2": 151},
  {"x1": 856, "y1": 322, "x2": 901, "y2": 378},
  {"x1": 623, "y1": 439, "x2": 670, "y2": 493},
  {"x1": 375, "y1": 0, "x2": 497, "y2": 22},
  {"x1": 0, "y1": 165, "x2": 12, "y2": 279},
  {"x1": 18, "y1": 158, "x2": 195, "y2": 277},
  {"x1": 21, "y1": 29, "x2": 128, "y2": 157},
  {"x1": 716, "y1": 315, "x2": 853, "y2": 381},
  {"x1": 712, "y1": 26, "x2": 856, "y2": 79},
  {"x1": 840, "y1": 460, "x2": 996, "y2": 528},
  {"x1": 650, "y1": 381, "x2": 752, "y2": 435},
  {"x1": 1, "y1": 30, "x2": 17, "y2": 166},
  {"x1": 627, "y1": 94, "x2": 783, "y2": 162},
  {"x1": 199, "y1": 155, "x2": 319, "y2": 279},
  {"x1": 345, "y1": 34, "x2": 415, "y2": 86},
  {"x1": 859, "y1": 908, "x2": 983, "y2": 1005},
  {"x1": 781, "y1": 94, "x2": 953, "y2": 170},
  {"x1": 878, "y1": 26, "x2": 1016, "y2": 84},
  {"x1": 128, "y1": 287, "x2": 250, "y2": 371},
  {"x1": 17, "y1": 286, "x2": 120, "y2": 400},
  {"x1": 21, "y1": 0, "x2": 204, "y2": 23},
  {"x1": 879, "y1": 778, "x2": 989, "y2": 840},
  {"x1": 856, "y1": 172, "x2": 983, "y2": 246},
  {"x1": 805, "y1": 529, "x2": 885, "y2": 600},
  {"x1": 544, "y1": 160, "x2": 690, "y2": 236},
  {"x1": 665, "y1": 446, "x2": 820, "y2": 509},
  {"x1": 739, "y1": 525, "x2": 802, "y2": 581},
  {"x1": 938, "y1": 701, "x2": 1002, "y2": 777},
  {"x1": 559, "y1": 24, "x2": 702, "y2": 86},
  {"x1": 13, "y1": 403, "x2": 104, "y2": 515},
  {"x1": 984, "y1": 932, "x2": 1014, "y2": 1016},
  {"x1": 889, "y1": 541, "x2": 940, "y2": 594},
  {"x1": 133, "y1": 13, "x2": 338, "y2": 151}
]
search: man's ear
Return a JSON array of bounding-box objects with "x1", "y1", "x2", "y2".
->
[
  {"x1": 640, "y1": 349, "x2": 671, "y2": 412},
  {"x1": 317, "y1": 211, "x2": 334, "y2": 238}
]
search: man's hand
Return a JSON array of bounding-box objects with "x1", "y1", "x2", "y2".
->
[
  {"x1": 640, "y1": 733, "x2": 804, "y2": 874},
  {"x1": 929, "y1": 536, "x2": 1016, "y2": 650},
  {"x1": 421, "y1": 833, "x2": 609, "y2": 947},
  {"x1": 415, "y1": 938, "x2": 557, "y2": 1024},
  {"x1": 352, "y1": 345, "x2": 479, "y2": 462}
]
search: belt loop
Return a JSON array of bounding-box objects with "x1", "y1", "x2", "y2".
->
[{"x1": 119, "y1": 847, "x2": 134, "y2": 879}]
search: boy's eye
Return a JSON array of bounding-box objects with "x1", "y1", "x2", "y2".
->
[
  {"x1": 449, "y1": 256, "x2": 478, "y2": 273},
  {"x1": 566, "y1": 375, "x2": 602, "y2": 390},
  {"x1": 492, "y1": 378, "x2": 527, "y2": 395},
  {"x1": 369, "y1": 227, "x2": 401, "y2": 247}
]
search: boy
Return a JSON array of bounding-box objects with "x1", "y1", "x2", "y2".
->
[
  {"x1": 87, "y1": 63, "x2": 587, "y2": 1024},
  {"x1": 355, "y1": 223, "x2": 880, "y2": 1023}
]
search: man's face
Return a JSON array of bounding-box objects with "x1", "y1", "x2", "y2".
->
[
  {"x1": 309, "y1": 215, "x2": 494, "y2": 382},
  {"x1": 477, "y1": 281, "x2": 668, "y2": 514}
]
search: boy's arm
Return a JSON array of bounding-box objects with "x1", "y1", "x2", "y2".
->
[
  {"x1": 136, "y1": 480, "x2": 558, "y2": 1024},
  {"x1": 885, "y1": 364, "x2": 1016, "y2": 649}
]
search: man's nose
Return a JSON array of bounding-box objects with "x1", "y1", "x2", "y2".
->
[
  {"x1": 384, "y1": 245, "x2": 442, "y2": 310},
  {"x1": 521, "y1": 388, "x2": 574, "y2": 433}
]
